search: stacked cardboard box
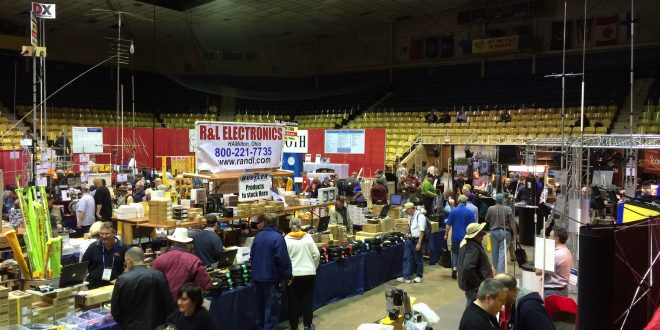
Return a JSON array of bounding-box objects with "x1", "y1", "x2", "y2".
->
[
  {"x1": 371, "y1": 205, "x2": 384, "y2": 216},
  {"x1": 395, "y1": 218, "x2": 409, "y2": 233},
  {"x1": 388, "y1": 207, "x2": 401, "y2": 219},
  {"x1": 380, "y1": 218, "x2": 394, "y2": 232},
  {"x1": 362, "y1": 223, "x2": 381, "y2": 233},
  {"x1": 30, "y1": 302, "x2": 55, "y2": 324},
  {"x1": 187, "y1": 208, "x2": 203, "y2": 221},
  {"x1": 0, "y1": 286, "x2": 8, "y2": 326},
  {"x1": 79, "y1": 285, "x2": 114, "y2": 308},
  {"x1": 328, "y1": 225, "x2": 348, "y2": 242},
  {"x1": 355, "y1": 231, "x2": 383, "y2": 239},
  {"x1": 148, "y1": 199, "x2": 171, "y2": 224},
  {"x1": 8, "y1": 290, "x2": 32, "y2": 325},
  {"x1": 34, "y1": 287, "x2": 77, "y2": 320}
]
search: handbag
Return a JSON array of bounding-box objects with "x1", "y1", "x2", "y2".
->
[
  {"x1": 514, "y1": 242, "x2": 528, "y2": 268},
  {"x1": 439, "y1": 248, "x2": 452, "y2": 268}
]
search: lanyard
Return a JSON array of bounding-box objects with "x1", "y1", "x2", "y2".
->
[{"x1": 100, "y1": 240, "x2": 116, "y2": 268}]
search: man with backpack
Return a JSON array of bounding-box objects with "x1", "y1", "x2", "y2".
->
[{"x1": 397, "y1": 202, "x2": 428, "y2": 284}]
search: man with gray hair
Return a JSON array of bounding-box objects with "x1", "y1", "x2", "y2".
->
[
  {"x1": 76, "y1": 184, "x2": 96, "y2": 233},
  {"x1": 111, "y1": 247, "x2": 175, "y2": 330},
  {"x1": 459, "y1": 278, "x2": 506, "y2": 330},
  {"x1": 494, "y1": 273, "x2": 554, "y2": 330},
  {"x1": 250, "y1": 213, "x2": 292, "y2": 330}
]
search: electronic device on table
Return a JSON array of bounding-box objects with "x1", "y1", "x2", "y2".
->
[{"x1": 217, "y1": 249, "x2": 238, "y2": 269}]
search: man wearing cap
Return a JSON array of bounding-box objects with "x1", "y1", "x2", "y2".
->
[
  {"x1": 153, "y1": 227, "x2": 211, "y2": 300},
  {"x1": 485, "y1": 194, "x2": 517, "y2": 274},
  {"x1": 457, "y1": 222, "x2": 494, "y2": 306},
  {"x1": 251, "y1": 213, "x2": 292, "y2": 330},
  {"x1": 445, "y1": 194, "x2": 476, "y2": 279},
  {"x1": 397, "y1": 203, "x2": 427, "y2": 283},
  {"x1": 188, "y1": 215, "x2": 224, "y2": 267}
]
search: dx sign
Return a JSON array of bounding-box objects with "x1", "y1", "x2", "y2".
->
[{"x1": 32, "y1": 3, "x2": 56, "y2": 19}]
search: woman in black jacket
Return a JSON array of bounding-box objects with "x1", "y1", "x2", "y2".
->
[{"x1": 163, "y1": 283, "x2": 218, "y2": 330}]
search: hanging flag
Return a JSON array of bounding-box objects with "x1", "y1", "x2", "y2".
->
[
  {"x1": 409, "y1": 38, "x2": 423, "y2": 60},
  {"x1": 440, "y1": 35, "x2": 454, "y2": 57},
  {"x1": 425, "y1": 37, "x2": 439, "y2": 58},
  {"x1": 398, "y1": 37, "x2": 410, "y2": 61},
  {"x1": 576, "y1": 18, "x2": 593, "y2": 44},
  {"x1": 550, "y1": 21, "x2": 572, "y2": 50},
  {"x1": 595, "y1": 15, "x2": 618, "y2": 46}
]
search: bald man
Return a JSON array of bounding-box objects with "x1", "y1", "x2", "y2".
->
[
  {"x1": 111, "y1": 247, "x2": 175, "y2": 330},
  {"x1": 93, "y1": 178, "x2": 112, "y2": 221}
]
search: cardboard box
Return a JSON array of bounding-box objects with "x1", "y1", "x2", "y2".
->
[
  {"x1": 430, "y1": 221, "x2": 440, "y2": 233},
  {"x1": 81, "y1": 285, "x2": 114, "y2": 307},
  {"x1": 395, "y1": 224, "x2": 409, "y2": 233},
  {"x1": 362, "y1": 223, "x2": 381, "y2": 233},
  {"x1": 355, "y1": 231, "x2": 383, "y2": 238},
  {"x1": 380, "y1": 218, "x2": 394, "y2": 232},
  {"x1": 388, "y1": 207, "x2": 401, "y2": 219},
  {"x1": 371, "y1": 205, "x2": 384, "y2": 216}
]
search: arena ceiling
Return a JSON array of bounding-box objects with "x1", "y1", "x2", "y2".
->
[{"x1": 1, "y1": 0, "x2": 472, "y2": 48}]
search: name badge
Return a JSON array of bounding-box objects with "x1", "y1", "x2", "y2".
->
[{"x1": 102, "y1": 268, "x2": 112, "y2": 281}]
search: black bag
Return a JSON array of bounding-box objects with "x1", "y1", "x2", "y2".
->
[
  {"x1": 439, "y1": 248, "x2": 452, "y2": 268},
  {"x1": 514, "y1": 242, "x2": 528, "y2": 268}
]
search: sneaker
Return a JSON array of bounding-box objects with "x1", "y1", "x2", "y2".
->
[
  {"x1": 413, "y1": 277, "x2": 423, "y2": 283},
  {"x1": 304, "y1": 325, "x2": 315, "y2": 330},
  {"x1": 451, "y1": 270, "x2": 457, "y2": 279},
  {"x1": 396, "y1": 277, "x2": 411, "y2": 283}
]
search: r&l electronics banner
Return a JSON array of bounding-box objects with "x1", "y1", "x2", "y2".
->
[
  {"x1": 472, "y1": 35, "x2": 519, "y2": 54},
  {"x1": 239, "y1": 173, "x2": 272, "y2": 202},
  {"x1": 196, "y1": 122, "x2": 284, "y2": 172}
]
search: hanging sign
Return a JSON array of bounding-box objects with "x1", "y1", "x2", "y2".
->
[
  {"x1": 30, "y1": 14, "x2": 38, "y2": 47},
  {"x1": 32, "y1": 3, "x2": 56, "y2": 19},
  {"x1": 472, "y1": 35, "x2": 519, "y2": 54},
  {"x1": 238, "y1": 173, "x2": 272, "y2": 202},
  {"x1": 196, "y1": 121, "x2": 284, "y2": 172},
  {"x1": 283, "y1": 130, "x2": 308, "y2": 153}
]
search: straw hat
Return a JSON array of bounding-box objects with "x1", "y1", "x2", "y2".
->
[
  {"x1": 460, "y1": 222, "x2": 487, "y2": 247},
  {"x1": 403, "y1": 202, "x2": 416, "y2": 211},
  {"x1": 167, "y1": 227, "x2": 193, "y2": 243}
]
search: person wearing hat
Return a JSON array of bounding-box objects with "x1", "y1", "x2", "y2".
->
[
  {"x1": 397, "y1": 202, "x2": 427, "y2": 284},
  {"x1": 445, "y1": 194, "x2": 476, "y2": 279},
  {"x1": 352, "y1": 185, "x2": 365, "y2": 203},
  {"x1": 188, "y1": 214, "x2": 224, "y2": 267},
  {"x1": 485, "y1": 193, "x2": 517, "y2": 274},
  {"x1": 153, "y1": 227, "x2": 211, "y2": 301},
  {"x1": 250, "y1": 213, "x2": 292, "y2": 330},
  {"x1": 115, "y1": 185, "x2": 134, "y2": 207},
  {"x1": 457, "y1": 222, "x2": 494, "y2": 306}
]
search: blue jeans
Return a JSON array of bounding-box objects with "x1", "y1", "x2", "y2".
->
[
  {"x1": 403, "y1": 237, "x2": 424, "y2": 279},
  {"x1": 451, "y1": 241, "x2": 460, "y2": 269},
  {"x1": 254, "y1": 281, "x2": 284, "y2": 330},
  {"x1": 544, "y1": 287, "x2": 568, "y2": 297},
  {"x1": 490, "y1": 229, "x2": 511, "y2": 274}
]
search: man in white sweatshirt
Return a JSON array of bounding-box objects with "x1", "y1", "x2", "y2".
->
[{"x1": 285, "y1": 218, "x2": 320, "y2": 330}]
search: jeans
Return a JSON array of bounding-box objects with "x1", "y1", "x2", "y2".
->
[
  {"x1": 423, "y1": 196, "x2": 434, "y2": 216},
  {"x1": 254, "y1": 281, "x2": 284, "y2": 330},
  {"x1": 287, "y1": 275, "x2": 316, "y2": 329},
  {"x1": 451, "y1": 241, "x2": 460, "y2": 268},
  {"x1": 490, "y1": 229, "x2": 511, "y2": 274},
  {"x1": 403, "y1": 237, "x2": 424, "y2": 279},
  {"x1": 544, "y1": 287, "x2": 568, "y2": 297},
  {"x1": 465, "y1": 289, "x2": 478, "y2": 309}
]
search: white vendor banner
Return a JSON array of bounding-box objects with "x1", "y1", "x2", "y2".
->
[
  {"x1": 196, "y1": 122, "x2": 285, "y2": 172},
  {"x1": 239, "y1": 173, "x2": 272, "y2": 202}
]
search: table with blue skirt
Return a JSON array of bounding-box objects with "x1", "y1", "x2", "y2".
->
[
  {"x1": 425, "y1": 230, "x2": 446, "y2": 265},
  {"x1": 208, "y1": 243, "x2": 404, "y2": 330}
]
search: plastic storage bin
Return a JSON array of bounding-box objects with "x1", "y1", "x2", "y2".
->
[
  {"x1": 88, "y1": 307, "x2": 114, "y2": 324},
  {"x1": 56, "y1": 316, "x2": 89, "y2": 330},
  {"x1": 77, "y1": 311, "x2": 104, "y2": 329}
]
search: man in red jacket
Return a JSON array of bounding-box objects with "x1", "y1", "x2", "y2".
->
[{"x1": 153, "y1": 228, "x2": 212, "y2": 300}]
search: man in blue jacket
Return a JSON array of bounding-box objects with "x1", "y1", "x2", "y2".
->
[
  {"x1": 494, "y1": 273, "x2": 554, "y2": 330},
  {"x1": 250, "y1": 213, "x2": 293, "y2": 330}
]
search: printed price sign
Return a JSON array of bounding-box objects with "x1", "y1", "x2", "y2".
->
[
  {"x1": 196, "y1": 122, "x2": 284, "y2": 173},
  {"x1": 238, "y1": 173, "x2": 272, "y2": 202}
]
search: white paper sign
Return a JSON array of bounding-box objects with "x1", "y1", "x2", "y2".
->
[
  {"x1": 32, "y1": 2, "x2": 56, "y2": 19},
  {"x1": 9, "y1": 151, "x2": 20, "y2": 160},
  {"x1": 189, "y1": 129, "x2": 197, "y2": 153},
  {"x1": 72, "y1": 127, "x2": 103, "y2": 154},
  {"x1": 80, "y1": 165, "x2": 90, "y2": 172},
  {"x1": 79, "y1": 154, "x2": 90, "y2": 163},
  {"x1": 283, "y1": 130, "x2": 308, "y2": 153},
  {"x1": 36, "y1": 177, "x2": 47, "y2": 187},
  {"x1": 196, "y1": 122, "x2": 284, "y2": 172},
  {"x1": 534, "y1": 236, "x2": 556, "y2": 272},
  {"x1": 238, "y1": 173, "x2": 272, "y2": 202},
  {"x1": 117, "y1": 174, "x2": 128, "y2": 183}
]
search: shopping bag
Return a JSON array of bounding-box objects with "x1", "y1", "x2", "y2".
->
[
  {"x1": 514, "y1": 242, "x2": 528, "y2": 268},
  {"x1": 439, "y1": 248, "x2": 452, "y2": 268}
]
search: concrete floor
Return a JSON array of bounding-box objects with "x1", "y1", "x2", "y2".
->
[{"x1": 281, "y1": 256, "x2": 525, "y2": 330}]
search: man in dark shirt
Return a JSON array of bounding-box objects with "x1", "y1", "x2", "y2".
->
[
  {"x1": 439, "y1": 111, "x2": 451, "y2": 124},
  {"x1": 425, "y1": 111, "x2": 438, "y2": 123},
  {"x1": 370, "y1": 179, "x2": 388, "y2": 205},
  {"x1": 111, "y1": 247, "x2": 175, "y2": 330},
  {"x1": 188, "y1": 215, "x2": 224, "y2": 267},
  {"x1": 82, "y1": 222, "x2": 128, "y2": 289},
  {"x1": 454, "y1": 173, "x2": 467, "y2": 193},
  {"x1": 459, "y1": 278, "x2": 506, "y2": 330},
  {"x1": 93, "y1": 177, "x2": 113, "y2": 221}
]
